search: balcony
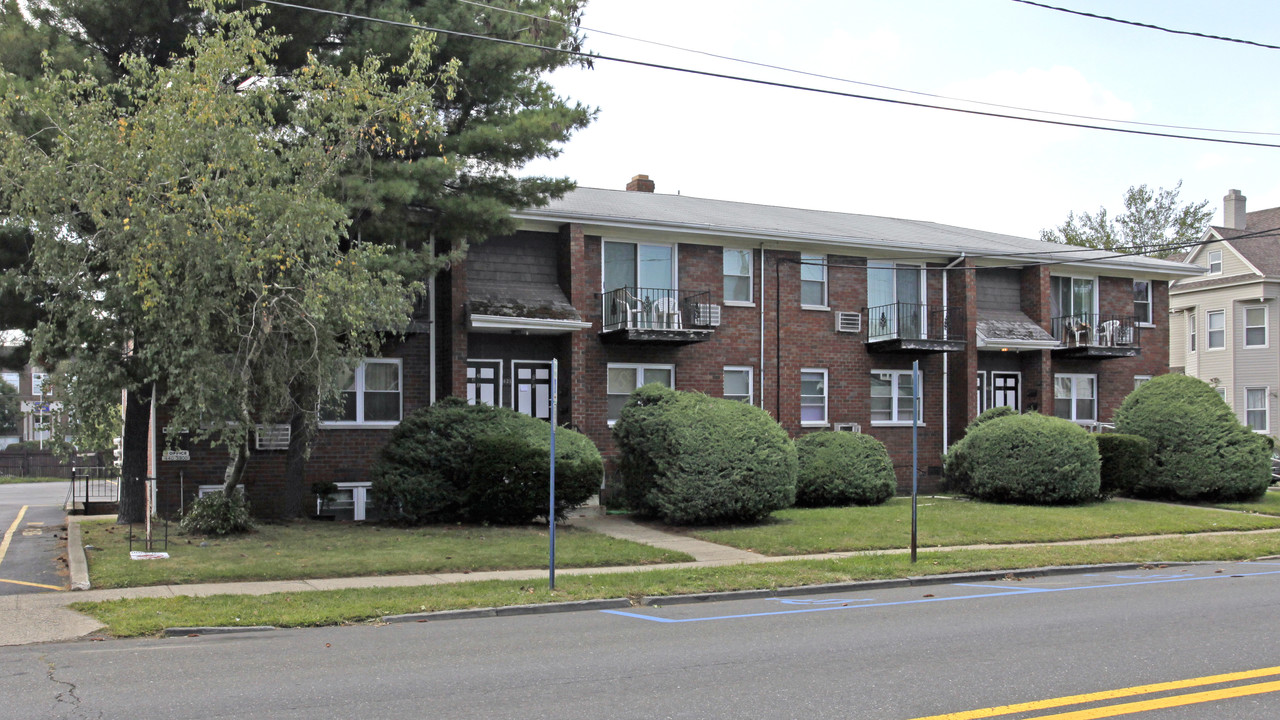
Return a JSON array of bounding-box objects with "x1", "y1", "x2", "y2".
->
[
  {"x1": 599, "y1": 287, "x2": 714, "y2": 344},
  {"x1": 1051, "y1": 314, "x2": 1140, "y2": 359},
  {"x1": 863, "y1": 303, "x2": 966, "y2": 354}
]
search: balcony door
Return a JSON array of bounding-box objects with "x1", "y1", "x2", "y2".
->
[{"x1": 868, "y1": 262, "x2": 924, "y2": 339}]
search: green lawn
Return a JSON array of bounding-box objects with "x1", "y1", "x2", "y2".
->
[
  {"x1": 684, "y1": 497, "x2": 1280, "y2": 555},
  {"x1": 80, "y1": 519, "x2": 693, "y2": 588},
  {"x1": 1218, "y1": 490, "x2": 1280, "y2": 516},
  {"x1": 0, "y1": 475, "x2": 68, "y2": 484},
  {"x1": 72, "y1": 530, "x2": 1280, "y2": 638}
]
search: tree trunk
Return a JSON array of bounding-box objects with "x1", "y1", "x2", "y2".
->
[
  {"x1": 221, "y1": 442, "x2": 248, "y2": 496},
  {"x1": 117, "y1": 384, "x2": 151, "y2": 524},
  {"x1": 282, "y1": 406, "x2": 311, "y2": 518}
]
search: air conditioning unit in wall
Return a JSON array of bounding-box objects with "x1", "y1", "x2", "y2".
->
[
  {"x1": 255, "y1": 424, "x2": 291, "y2": 451},
  {"x1": 833, "y1": 422, "x2": 862, "y2": 433},
  {"x1": 693, "y1": 303, "x2": 722, "y2": 327},
  {"x1": 835, "y1": 311, "x2": 862, "y2": 334}
]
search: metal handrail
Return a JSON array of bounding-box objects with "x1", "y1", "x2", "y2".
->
[
  {"x1": 1050, "y1": 313, "x2": 1140, "y2": 349},
  {"x1": 601, "y1": 287, "x2": 711, "y2": 332},
  {"x1": 862, "y1": 302, "x2": 965, "y2": 342}
]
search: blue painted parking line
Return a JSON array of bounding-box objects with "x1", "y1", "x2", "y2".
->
[{"x1": 601, "y1": 565, "x2": 1280, "y2": 624}]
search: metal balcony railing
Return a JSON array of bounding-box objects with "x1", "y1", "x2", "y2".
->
[
  {"x1": 864, "y1": 303, "x2": 965, "y2": 343},
  {"x1": 1050, "y1": 314, "x2": 1139, "y2": 349},
  {"x1": 601, "y1": 287, "x2": 712, "y2": 332}
]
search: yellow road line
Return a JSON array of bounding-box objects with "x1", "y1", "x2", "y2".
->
[
  {"x1": 908, "y1": 665, "x2": 1280, "y2": 719},
  {"x1": 0, "y1": 577, "x2": 63, "y2": 591},
  {"x1": 1023, "y1": 679, "x2": 1280, "y2": 719},
  {"x1": 0, "y1": 505, "x2": 28, "y2": 568}
]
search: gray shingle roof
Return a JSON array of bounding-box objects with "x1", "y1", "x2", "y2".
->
[
  {"x1": 1211, "y1": 205, "x2": 1280, "y2": 278},
  {"x1": 520, "y1": 187, "x2": 1201, "y2": 277}
]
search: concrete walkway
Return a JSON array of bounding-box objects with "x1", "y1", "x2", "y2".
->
[{"x1": 7, "y1": 511, "x2": 1280, "y2": 647}]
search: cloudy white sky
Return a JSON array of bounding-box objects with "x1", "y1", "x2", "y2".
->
[{"x1": 521, "y1": 0, "x2": 1280, "y2": 240}]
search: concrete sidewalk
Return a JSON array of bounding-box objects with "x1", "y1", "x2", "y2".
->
[{"x1": 8, "y1": 512, "x2": 1280, "y2": 647}]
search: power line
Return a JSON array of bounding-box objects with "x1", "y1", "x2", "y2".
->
[
  {"x1": 1011, "y1": 0, "x2": 1280, "y2": 51},
  {"x1": 457, "y1": 0, "x2": 1280, "y2": 139},
  {"x1": 252, "y1": 0, "x2": 1280, "y2": 150}
]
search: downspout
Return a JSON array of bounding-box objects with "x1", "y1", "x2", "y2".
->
[
  {"x1": 759, "y1": 243, "x2": 766, "y2": 410},
  {"x1": 941, "y1": 253, "x2": 967, "y2": 457}
]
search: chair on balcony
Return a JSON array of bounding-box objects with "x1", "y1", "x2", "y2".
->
[
  {"x1": 652, "y1": 296, "x2": 682, "y2": 329},
  {"x1": 610, "y1": 290, "x2": 645, "y2": 330},
  {"x1": 1095, "y1": 320, "x2": 1120, "y2": 347},
  {"x1": 1071, "y1": 321, "x2": 1092, "y2": 347}
]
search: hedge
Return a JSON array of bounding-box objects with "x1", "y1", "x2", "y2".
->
[
  {"x1": 794, "y1": 431, "x2": 896, "y2": 507},
  {"x1": 945, "y1": 412, "x2": 1100, "y2": 504},
  {"x1": 1114, "y1": 374, "x2": 1270, "y2": 502},
  {"x1": 1095, "y1": 433, "x2": 1152, "y2": 498},
  {"x1": 613, "y1": 385, "x2": 796, "y2": 525}
]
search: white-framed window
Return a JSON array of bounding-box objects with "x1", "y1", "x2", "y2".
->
[
  {"x1": 0, "y1": 372, "x2": 17, "y2": 392},
  {"x1": 800, "y1": 369, "x2": 828, "y2": 425},
  {"x1": 1134, "y1": 375, "x2": 1152, "y2": 391},
  {"x1": 1207, "y1": 249, "x2": 1223, "y2": 274},
  {"x1": 30, "y1": 372, "x2": 46, "y2": 396},
  {"x1": 1133, "y1": 280, "x2": 1152, "y2": 325},
  {"x1": 607, "y1": 363, "x2": 674, "y2": 423},
  {"x1": 318, "y1": 481, "x2": 374, "y2": 522},
  {"x1": 1246, "y1": 387, "x2": 1269, "y2": 432},
  {"x1": 871, "y1": 369, "x2": 919, "y2": 425},
  {"x1": 800, "y1": 253, "x2": 827, "y2": 308},
  {"x1": 1217, "y1": 387, "x2": 1228, "y2": 403},
  {"x1": 1188, "y1": 312, "x2": 1197, "y2": 353},
  {"x1": 723, "y1": 248, "x2": 753, "y2": 304},
  {"x1": 322, "y1": 359, "x2": 402, "y2": 425},
  {"x1": 1207, "y1": 309, "x2": 1226, "y2": 350},
  {"x1": 723, "y1": 366, "x2": 753, "y2": 404},
  {"x1": 1054, "y1": 374, "x2": 1097, "y2": 423},
  {"x1": 1244, "y1": 306, "x2": 1268, "y2": 348}
]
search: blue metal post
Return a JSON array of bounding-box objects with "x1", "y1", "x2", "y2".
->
[
  {"x1": 549, "y1": 358, "x2": 558, "y2": 589},
  {"x1": 911, "y1": 359, "x2": 919, "y2": 563}
]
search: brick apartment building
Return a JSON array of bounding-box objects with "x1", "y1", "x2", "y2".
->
[{"x1": 151, "y1": 176, "x2": 1200, "y2": 518}]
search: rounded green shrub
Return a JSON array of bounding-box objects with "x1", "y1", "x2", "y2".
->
[
  {"x1": 613, "y1": 385, "x2": 796, "y2": 525},
  {"x1": 971, "y1": 405, "x2": 1017, "y2": 428},
  {"x1": 941, "y1": 407, "x2": 1018, "y2": 494},
  {"x1": 370, "y1": 398, "x2": 603, "y2": 525},
  {"x1": 794, "y1": 431, "x2": 896, "y2": 507},
  {"x1": 954, "y1": 412, "x2": 1100, "y2": 504},
  {"x1": 1114, "y1": 374, "x2": 1270, "y2": 501},
  {"x1": 1095, "y1": 433, "x2": 1152, "y2": 498},
  {"x1": 180, "y1": 490, "x2": 253, "y2": 536}
]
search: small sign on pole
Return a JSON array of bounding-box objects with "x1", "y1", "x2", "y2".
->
[
  {"x1": 549, "y1": 358, "x2": 558, "y2": 590},
  {"x1": 910, "y1": 359, "x2": 920, "y2": 563}
]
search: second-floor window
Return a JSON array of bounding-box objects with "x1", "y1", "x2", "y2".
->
[
  {"x1": 30, "y1": 372, "x2": 47, "y2": 396},
  {"x1": 1207, "y1": 309, "x2": 1226, "y2": 350},
  {"x1": 1244, "y1": 306, "x2": 1267, "y2": 348},
  {"x1": 1188, "y1": 312, "x2": 1197, "y2": 352},
  {"x1": 603, "y1": 241, "x2": 675, "y2": 293},
  {"x1": 1133, "y1": 280, "x2": 1152, "y2": 324},
  {"x1": 1207, "y1": 249, "x2": 1223, "y2": 274},
  {"x1": 800, "y1": 254, "x2": 827, "y2": 307},
  {"x1": 1050, "y1": 276, "x2": 1095, "y2": 321},
  {"x1": 1, "y1": 372, "x2": 17, "y2": 392},
  {"x1": 723, "y1": 249, "x2": 752, "y2": 303}
]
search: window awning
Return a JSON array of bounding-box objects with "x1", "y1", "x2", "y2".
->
[
  {"x1": 467, "y1": 281, "x2": 589, "y2": 335},
  {"x1": 976, "y1": 309, "x2": 1060, "y2": 351}
]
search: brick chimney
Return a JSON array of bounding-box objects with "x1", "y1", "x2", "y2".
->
[
  {"x1": 1224, "y1": 189, "x2": 1247, "y2": 230},
  {"x1": 626, "y1": 174, "x2": 655, "y2": 193}
]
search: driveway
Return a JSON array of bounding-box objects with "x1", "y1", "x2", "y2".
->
[{"x1": 0, "y1": 481, "x2": 71, "y2": 594}]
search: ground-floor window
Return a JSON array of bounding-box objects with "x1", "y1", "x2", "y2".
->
[
  {"x1": 1134, "y1": 375, "x2": 1152, "y2": 391},
  {"x1": 724, "y1": 366, "x2": 753, "y2": 404},
  {"x1": 800, "y1": 369, "x2": 828, "y2": 425},
  {"x1": 607, "y1": 363, "x2": 674, "y2": 423},
  {"x1": 1054, "y1": 373, "x2": 1096, "y2": 423},
  {"x1": 871, "y1": 369, "x2": 918, "y2": 425},
  {"x1": 322, "y1": 359, "x2": 402, "y2": 425},
  {"x1": 1246, "y1": 387, "x2": 1269, "y2": 432}
]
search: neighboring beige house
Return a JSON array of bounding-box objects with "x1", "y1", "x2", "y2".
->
[{"x1": 1170, "y1": 189, "x2": 1280, "y2": 438}]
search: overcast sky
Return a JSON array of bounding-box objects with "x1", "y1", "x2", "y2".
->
[{"x1": 521, "y1": 0, "x2": 1280, "y2": 240}]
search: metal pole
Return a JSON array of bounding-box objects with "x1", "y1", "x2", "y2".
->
[
  {"x1": 911, "y1": 359, "x2": 919, "y2": 563},
  {"x1": 549, "y1": 358, "x2": 558, "y2": 590}
]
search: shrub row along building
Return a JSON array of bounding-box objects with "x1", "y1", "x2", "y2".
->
[{"x1": 151, "y1": 175, "x2": 1201, "y2": 518}]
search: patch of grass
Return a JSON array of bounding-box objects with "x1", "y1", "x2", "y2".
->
[
  {"x1": 1217, "y1": 491, "x2": 1280, "y2": 516},
  {"x1": 685, "y1": 497, "x2": 1280, "y2": 555},
  {"x1": 80, "y1": 519, "x2": 693, "y2": 588},
  {"x1": 72, "y1": 531, "x2": 1280, "y2": 638},
  {"x1": 0, "y1": 475, "x2": 67, "y2": 484}
]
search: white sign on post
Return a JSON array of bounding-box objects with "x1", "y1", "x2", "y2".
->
[{"x1": 161, "y1": 450, "x2": 191, "y2": 462}]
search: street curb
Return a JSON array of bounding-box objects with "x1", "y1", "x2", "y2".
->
[
  {"x1": 163, "y1": 626, "x2": 278, "y2": 637},
  {"x1": 66, "y1": 518, "x2": 91, "y2": 591},
  {"x1": 638, "y1": 562, "x2": 1186, "y2": 607},
  {"x1": 381, "y1": 597, "x2": 633, "y2": 624}
]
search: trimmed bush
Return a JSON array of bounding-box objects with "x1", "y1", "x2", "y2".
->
[
  {"x1": 370, "y1": 398, "x2": 603, "y2": 525},
  {"x1": 941, "y1": 407, "x2": 1018, "y2": 494},
  {"x1": 180, "y1": 490, "x2": 253, "y2": 536},
  {"x1": 949, "y1": 412, "x2": 1100, "y2": 504},
  {"x1": 1114, "y1": 374, "x2": 1270, "y2": 502},
  {"x1": 970, "y1": 405, "x2": 1017, "y2": 428},
  {"x1": 794, "y1": 431, "x2": 896, "y2": 507},
  {"x1": 613, "y1": 385, "x2": 796, "y2": 525},
  {"x1": 1095, "y1": 433, "x2": 1152, "y2": 498}
]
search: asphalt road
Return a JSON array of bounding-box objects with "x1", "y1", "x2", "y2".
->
[
  {"x1": 0, "y1": 481, "x2": 70, "y2": 594},
  {"x1": 3, "y1": 562, "x2": 1280, "y2": 719}
]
